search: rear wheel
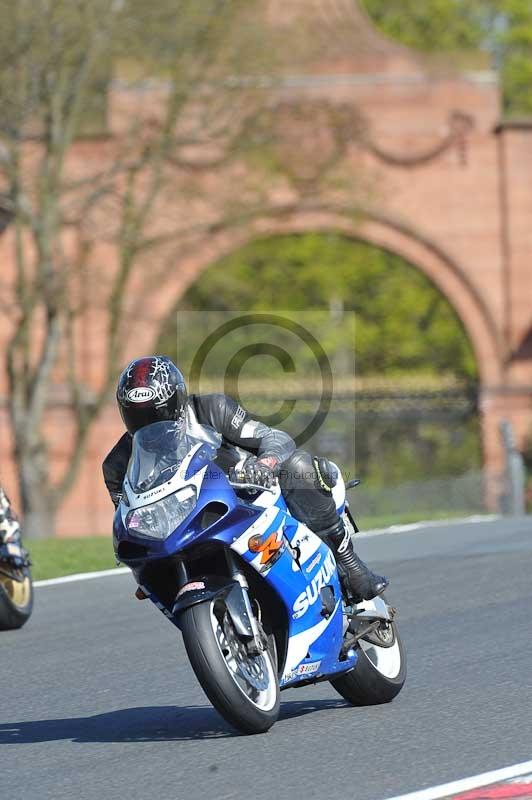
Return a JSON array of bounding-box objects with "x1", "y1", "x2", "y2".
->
[
  {"x1": 180, "y1": 600, "x2": 280, "y2": 734},
  {"x1": 0, "y1": 566, "x2": 33, "y2": 630},
  {"x1": 331, "y1": 619, "x2": 406, "y2": 705}
]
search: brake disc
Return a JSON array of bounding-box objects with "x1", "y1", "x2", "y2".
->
[{"x1": 362, "y1": 621, "x2": 396, "y2": 649}]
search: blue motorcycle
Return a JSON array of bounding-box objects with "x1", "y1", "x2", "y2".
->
[{"x1": 113, "y1": 421, "x2": 406, "y2": 734}]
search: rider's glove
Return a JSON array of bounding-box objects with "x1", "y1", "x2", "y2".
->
[{"x1": 241, "y1": 456, "x2": 278, "y2": 488}]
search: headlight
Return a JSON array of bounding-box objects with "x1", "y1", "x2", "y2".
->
[{"x1": 126, "y1": 486, "x2": 197, "y2": 540}]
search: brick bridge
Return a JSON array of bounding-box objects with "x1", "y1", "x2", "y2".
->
[{"x1": 0, "y1": 1, "x2": 531, "y2": 535}]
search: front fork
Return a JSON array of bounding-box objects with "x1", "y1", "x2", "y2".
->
[
  {"x1": 171, "y1": 551, "x2": 265, "y2": 654},
  {"x1": 225, "y1": 550, "x2": 265, "y2": 654}
]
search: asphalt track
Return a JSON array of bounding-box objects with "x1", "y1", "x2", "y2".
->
[{"x1": 1, "y1": 516, "x2": 531, "y2": 800}]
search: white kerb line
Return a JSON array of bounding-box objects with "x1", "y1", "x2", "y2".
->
[{"x1": 381, "y1": 759, "x2": 532, "y2": 800}]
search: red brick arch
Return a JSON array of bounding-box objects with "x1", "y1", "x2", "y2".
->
[{"x1": 146, "y1": 208, "x2": 503, "y2": 388}]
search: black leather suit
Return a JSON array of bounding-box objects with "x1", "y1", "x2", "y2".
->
[{"x1": 103, "y1": 393, "x2": 341, "y2": 535}]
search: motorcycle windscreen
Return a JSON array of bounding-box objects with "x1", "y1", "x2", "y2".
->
[{"x1": 127, "y1": 420, "x2": 220, "y2": 493}]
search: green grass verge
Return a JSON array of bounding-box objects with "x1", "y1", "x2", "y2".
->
[
  {"x1": 357, "y1": 509, "x2": 475, "y2": 531},
  {"x1": 27, "y1": 509, "x2": 481, "y2": 581},
  {"x1": 29, "y1": 536, "x2": 116, "y2": 581}
]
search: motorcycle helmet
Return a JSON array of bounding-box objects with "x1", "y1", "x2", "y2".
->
[{"x1": 116, "y1": 355, "x2": 187, "y2": 435}]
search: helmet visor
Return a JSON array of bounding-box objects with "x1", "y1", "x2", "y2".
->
[{"x1": 120, "y1": 402, "x2": 175, "y2": 436}]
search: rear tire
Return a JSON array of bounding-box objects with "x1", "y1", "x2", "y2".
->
[
  {"x1": 180, "y1": 600, "x2": 280, "y2": 734},
  {"x1": 0, "y1": 568, "x2": 33, "y2": 630},
  {"x1": 331, "y1": 620, "x2": 406, "y2": 705}
]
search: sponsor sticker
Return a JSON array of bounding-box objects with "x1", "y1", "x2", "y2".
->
[
  {"x1": 248, "y1": 529, "x2": 285, "y2": 572},
  {"x1": 127, "y1": 387, "x2": 156, "y2": 403},
  {"x1": 134, "y1": 484, "x2": 168, "y2": 502},
  {"x1": 176, "y1": 581, "x2": 206, "y2": 599},
  {"x1": 297, "y1": 660, "x2": 321, "y2": 676},
  {"x1": 290, "y1": 529, "x2": 318, "y2": 572},
  {"x1": 285, "y1": 661, "x2": 322, "y2": 681},
  {"x1": 305, "y1": 553, "x2": 322, "y2": 574},
  {"x1": 6, "y1": 543, "x2": 22, "y2": 557}
]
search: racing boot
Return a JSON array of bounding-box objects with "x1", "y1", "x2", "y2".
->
[{"x1": 322, "y1": 517, "x2": 388, "y2": 602}]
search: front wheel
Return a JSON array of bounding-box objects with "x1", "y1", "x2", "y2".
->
[
  {"x1": 180, "y1": 600, "x2": 280, "y2": 734},
  {"x1": 331, "y1": 619, "x2": 406, "y2": 705},
  {"x1": 0, "y1": 566, "x2": 33, "y2": 630}
]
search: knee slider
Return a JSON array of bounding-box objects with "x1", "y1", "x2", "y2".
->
[{"x1": 313, "y1": 456, "x2": 336, "y2": 494}]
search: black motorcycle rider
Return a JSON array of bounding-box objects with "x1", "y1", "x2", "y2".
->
[{"x1": 103, "y1": 355, "x2": 388, "y2": 602}]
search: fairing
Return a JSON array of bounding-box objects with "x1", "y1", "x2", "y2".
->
[{"x1": 113, "y1": 421, "x2": 356, "y2": 686}]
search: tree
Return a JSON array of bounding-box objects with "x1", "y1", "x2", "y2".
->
[
  {"x1": 495, "y1": 0, "x2": 532, "y2": 115},
  {"x1": 361, "y1": 0, "x2": 532, "y2": 116},
  {"x1": 361, "y1": 0, "x2": 485, "y2": 52},
  {"x1": 0, "y1": 0, "x2": 271, "y2": 538}
]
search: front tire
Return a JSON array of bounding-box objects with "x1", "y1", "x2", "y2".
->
[
  {"x1": 180, "y1": 600, "x2": 280, "y2": 734},
  {"x1": 0, "y1": 567, "x2": 33, "y2": 630},
  {"x1": 331, "y1": 619, "x2": 406, "y2": 705}
]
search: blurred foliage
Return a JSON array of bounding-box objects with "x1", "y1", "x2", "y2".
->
[
  {"x1": 362, "y1": 0, "x2": 487, "y2": 51},
  {"x1": 362, "y1": 0, "x2": 532, "y2": 116},
  {"x1": 353, "y1": 416, "x2": 482, "y2": 486},
  {"x1": 498, "y1": 0, "x2": 532, "y2": 116},
  {"x1": 115, "y1": 0, "x2": 269, "y2": 78},
  {"x1": 0, "y1": 0, "x2": 260, "y2": 135},
  {"x1": 163, "y1": 233, "x2": 477, "y2": 380}
]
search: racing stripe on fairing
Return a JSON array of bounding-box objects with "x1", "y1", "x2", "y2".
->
[
  {"x1": 251, "y1": 484, "x2": 283, "y2": 509},
  {"x1": 282, "y1": 600, "x2": 340, "y2": 681}
]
